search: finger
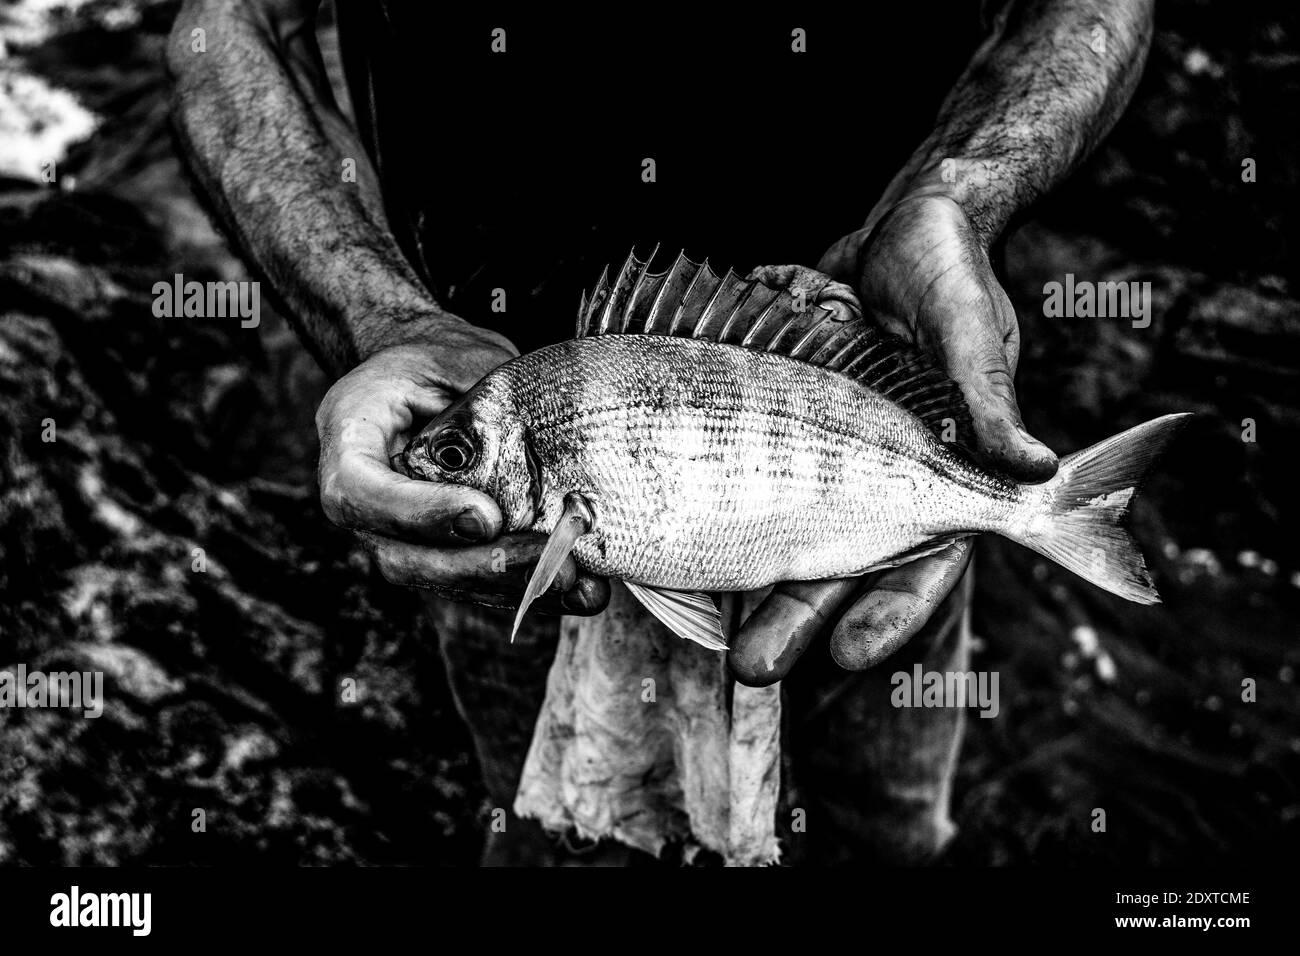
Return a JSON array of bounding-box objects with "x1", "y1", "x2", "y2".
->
[
  {"x1": 520, "y1": 549, "x2": 610, "y2": 614},
  {"x1": 922, "y1": 286, "x2": 1057, "y2": 482},
  {"x1": 816, "y1": 229, "x2": 869, "y2": 284},
  {"x1": 745, "y1": 264, "x2": 835, "y2": 299},
  {"x1": 559, "y1": 575, "x2": 612, "y2": 616},
  {"x1": 953, "y1": 334, "x2": 1057, "y2": 482},
  {"x1": 829, "y1": 540, "x2": 973, "y2": 670},
  {"x1": 811, "y1": 296, "x2": 860, "y2": 324},
  {"x1": 364, "y1": 532, "x2": 610, "y2": 617},
  {"x1": 728, "y1": 578, "x2": 861, "y2": 687},
  {"x1": 320, "y1": 413, "x2": 503, "y2": 543},
  {"x1": 811, "y1": 278, "x2": 863, "y2": 314},
  {"x1": 746, "y1": 264, "x2": 862, "y2": 322},
  {"x1": 366, "y1": 532, "x2": 557, "y2": 591},
  {"x1": 746, "y1": 264, "x2": 802, "y2": 287},
  {"x1": 746, "y1": 264, "x2": 852, "y2": 303},
  {"x1": 401, "y1": 382, "x2": 459, "y2": 422}
]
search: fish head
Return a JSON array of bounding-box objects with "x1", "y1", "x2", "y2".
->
[{"x1": 402, "y1": 378, "x2": 542, "y2": 533}]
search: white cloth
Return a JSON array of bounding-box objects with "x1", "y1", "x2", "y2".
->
[{"x1": 514, "y1": 583, "x2": 781, "y2": 866}]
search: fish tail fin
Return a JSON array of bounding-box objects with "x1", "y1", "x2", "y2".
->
[{"x1": 1015, "y1": 413, "x2": 1191, "y2": 604}]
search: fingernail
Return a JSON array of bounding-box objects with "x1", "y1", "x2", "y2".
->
[
  {"x1": 728, "y1": 638, "x2": 787, "y2": 687},
  {"x1": 452, "y1": 508, "x2": 488, "y2": 541},
  {"x1": 1016, "y1": 425, "x2": 1046, "y2": 448},
  {"x1": 1013, "y1": 425, "x2": 1059, "y2": 478}
]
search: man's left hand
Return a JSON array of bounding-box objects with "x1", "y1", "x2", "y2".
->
[{"x1": 729, "y1": 194, "x2": 1057, "y2": 685}]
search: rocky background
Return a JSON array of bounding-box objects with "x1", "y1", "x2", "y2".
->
[{"x1": 0, "y1": 0, "x2": 1297, "y2": 865}]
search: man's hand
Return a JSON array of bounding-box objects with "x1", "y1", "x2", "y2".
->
[
  {"x1": 729, "y1": 195, "x2": 1057, "y2": 685},
  {"x1": 850, "y1": 193, "x2": 1059, "y2": 479},
  {"x1": 727, "y1": 0, "x2": 1155, "y2": 685},
  {"x1": 315, "y1": 324, "x2": 609, "y2": 615}
]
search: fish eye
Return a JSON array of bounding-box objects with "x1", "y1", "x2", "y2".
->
[{"x1": 432, "y1": 431, "x2": 476, "y2": 472}]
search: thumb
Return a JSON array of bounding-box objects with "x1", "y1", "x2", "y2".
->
[
  {"x1": 925, "y1": 285, "x2": 1057, "y2": 483},
  {"x1": 747, "y1": 264, "x2": 862, "y2": 321},
  {"x1": 953, "y1": 337, "x2": 1057, "y2": 482}
]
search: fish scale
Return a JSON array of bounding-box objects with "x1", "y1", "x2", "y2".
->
[{"x1": 498, "y1": 334, "x2": 1007, "y2": 591}]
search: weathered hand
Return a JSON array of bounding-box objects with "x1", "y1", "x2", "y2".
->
[
  {"x1": 730, "y1": 197, "x2": 1056, "y2": 685},
  {"x1": 840, "y1": 193, "x2": 1057, "y2": 479},
  {"x1": 315, "y1": 324, "x2": 609, "y2": 615}
]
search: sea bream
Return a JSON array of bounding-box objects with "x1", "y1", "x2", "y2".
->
[{"x1": 403, "y1": 251, "x2": 1189, "y2": 650}]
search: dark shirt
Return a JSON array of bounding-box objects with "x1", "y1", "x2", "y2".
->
[{"x1": 335, "y1": 6, "x2": 983, "y2": 354}]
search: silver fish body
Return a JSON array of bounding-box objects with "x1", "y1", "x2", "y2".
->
[
  {"x1": 502, "y1": 334, "x2": 1015, "y2": 591},
  {"x1": 405, "y1": 252, "x2": 1187, "y2": 648}
]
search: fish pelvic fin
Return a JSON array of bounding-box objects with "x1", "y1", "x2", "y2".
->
[
  {"x1": 1014, "y1": 414, "x2": 1192, "y2": 604},
  {"x1": 511, "y1": 493, "x2": 594, "y2": 642},
  {"x1": 623, "y1": 581, "x2": 728, "y2": 651}
]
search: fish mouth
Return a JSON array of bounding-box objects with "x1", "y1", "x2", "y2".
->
[{"x1": 394, "y1": 436, "x2": 424, "y2": 479}]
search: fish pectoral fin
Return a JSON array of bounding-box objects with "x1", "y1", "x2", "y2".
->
[
  {"x1": 623, "y1": 581, "x2": 728, "y2": 651},
  {"x1": 511, "y1": 493, "x2": 595, "y2": 642}
]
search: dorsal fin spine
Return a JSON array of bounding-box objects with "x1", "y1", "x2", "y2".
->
[
  {"x1": 825, "y1": 329, "x2": 870, "y2": 369},
  {"x1": 590, "y1": 267, "x2": 611, "y2": 328},
  {"x1": 694, "y1": 268, "x2": 734, "y2": 338},
  {"x1": 766, "y1": 313, "x2": 803, "y2": 354},
  {"x1": 806, "y1": 323, "x2": 861, "y2": 367},
  {"x1": 851, "y1": 353, "x2": 896, "y2": 383},
  {"x1": 624, "y1": 245, "x2": 659, "y2": 334},
  {"x1": 716, "y1": 281, "x2": 759, "y2": 342},
  {"x1": 739, "y1": 296, "x2": 783, "y2": 348},
  {"x1": 598, "y1": 251, "x2": 637, "y2": 333},
  {"x1": 891, "y1": 383, "x2": 938, "y2": 407},
  {"x1": 575, "y1": 290, "x2": 588, "y2": 337},
  {"x1": 646, "y1": 251, "x2": 686, "y2": 333},
  {"x1": 669, "y1": 259, "x2": 710, "y2": 336},
  {"x1": 789, "y1": 309, "x2": 839, "y2": 359},
  {"x1": 871, "y1": 364, "x2": 914, "y2": 393}
]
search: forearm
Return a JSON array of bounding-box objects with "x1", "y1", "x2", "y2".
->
[
  {"x1": 167, "y1": 0, "x2": 451, "y2": 377},
  {"x1": 823, "y1": 0, "x2": 1153, "y2": 272}
]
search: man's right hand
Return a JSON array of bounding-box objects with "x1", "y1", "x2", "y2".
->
[{"x1": 314, "y1": 325, "x2": 610, "y2": 615}]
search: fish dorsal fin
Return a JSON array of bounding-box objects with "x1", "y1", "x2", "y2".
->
[{"x1": 575, "y1": 249, "x2": 974, "y2": 446}]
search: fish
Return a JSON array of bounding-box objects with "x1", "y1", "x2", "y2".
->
[{"x1": 403, "y1": 250, "x2": 1189, "y2": 651}]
